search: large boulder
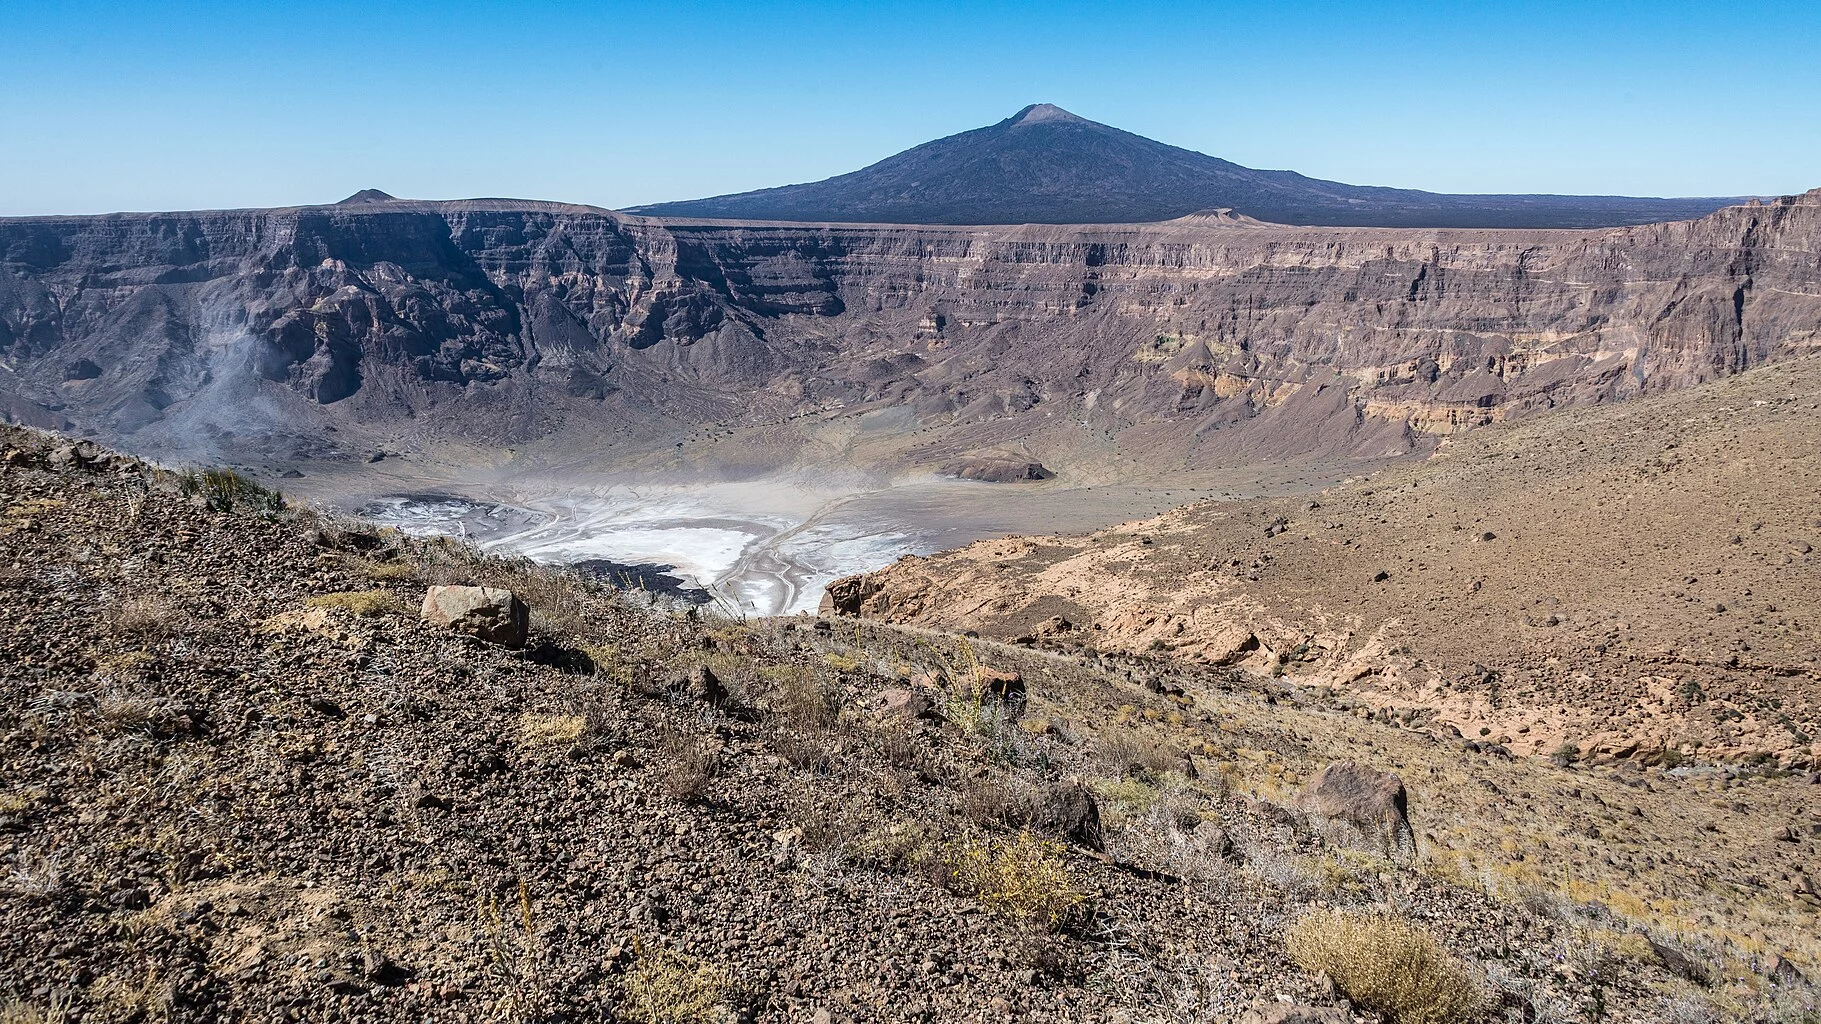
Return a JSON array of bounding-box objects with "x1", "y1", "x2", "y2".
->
[
  {"x1": 1031, "y1": 780, "x2": 1104, "y2": 852},
  {"x1": 1296, "y1": 761, "x2": 1414, "y2": 853},
  {"x1": 420, "y1": 586, "x2": 528, "y2": 647},
  {"x1": 819, "y1": 574, "x2": 885, "y2": 617}
]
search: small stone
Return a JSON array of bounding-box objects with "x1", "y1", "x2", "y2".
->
[
  {"x1": 877, "y1": 687, "x2": 934, "y2": 721},
  {"x1": 685, "y1": 664, "x2": 727, "y2": 706}
]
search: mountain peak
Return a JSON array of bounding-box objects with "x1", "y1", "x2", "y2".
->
[
  {"x1": 630, "y1": 109, "x2": 1746, "y2": 228},
  {"x1": 337, "y1": 189, "x2": 398, "y2": 205},
  {"x1": 1007, "y1": 103, "x2": 1087, "y2": 126}
]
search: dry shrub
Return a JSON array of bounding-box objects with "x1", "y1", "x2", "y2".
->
[
  {"x1": 1286, "y1": 908, "x2": 1489, "y2": 1024},
  {"x1": 474, "y1": 559, "x2": 598, "y2": 638},
  {"x1": 96, "y1": 693, "x2": 196, "y2": 738},
  {"x1": 305, "y1": 589, "x2": 401, "y2": 617},
  {"x1": 113, "y1": 595, "x2": 183, "y2": 636},
  {"x1": 1111, "y1": 806, "x2": 1233, "y2": 884},
  {"x1": 98, "y1": 694, "x2": 161, "y2": 735},
  {"x1": 959, "y1": 775, "x2": 1058, "y2": 830},
  {"x1": 876, "y1": 723, "x2": 938, "y2": 780},
  {"x1": 403, "y1": 541, "x2": 607, "y2": 638},
  {"x1": 661, "y1": 728, "x2": 719, "y2": 803},
  {"x1": 619, "y1": 943, "x2": 738, "y2": 1024},
  {"x1": 926, "y1": 832, "x2": 1090, "y2": 928},
  {"x1": 360, "y1": 559, "x2": 420, "y2": 581},
  {"x1": 772, "y1": 729, "x2": 846, "y2": 775},
  {"x1": 517, "y1": 712, "x2": 586, "y2": 747},
  {"x1": 763, "y1": 666, "x2": 842, "y2": 732},
  {"x1": 1098, "y1": 728, "x2": 1177, "y2": 778}
]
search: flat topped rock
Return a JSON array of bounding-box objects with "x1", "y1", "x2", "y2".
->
[{"x1": 938, "y1": 456, "x2": 1051, "y2": 483}]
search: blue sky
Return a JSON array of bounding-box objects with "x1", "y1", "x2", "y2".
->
[{"x1": 2, "y1": 0, "x2": 1816, "y2": 215}]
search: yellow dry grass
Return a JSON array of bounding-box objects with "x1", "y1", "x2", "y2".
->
[
  {"x1": 619, "y1": 943, "x2": 737, "y2": 1024},
  {"x1": 304, "y1": 589, "x2": 401, "y2": 617},
  {"x1": 517, "y1": 713, "x2": 587, "y2": 747},
  {"x1": 1286, "y1": 907, "x2": 1488, "y2": 1024}
]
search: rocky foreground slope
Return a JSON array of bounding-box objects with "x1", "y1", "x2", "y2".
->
[
  {"x1": 826, "y1": 358, "x2": 1821, "y2": 769},
  {"x1": 3, "y1": 428, "x2": 1819, "y2": 1023},
  {"x1": 1, "y1": 189, "x2": 1818, "y2": 478}
]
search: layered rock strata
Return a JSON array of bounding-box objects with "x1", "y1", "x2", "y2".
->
[{"x1": 0, "y1": 191, "x2": 1817, "y2": 470}]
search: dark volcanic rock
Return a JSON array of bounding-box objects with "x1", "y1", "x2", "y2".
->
[
  {"x1": 1295, "y1": 761, "x2": 1415, "y2": 851},
  {"x1": 632, "y1": 103, "x2": 1742, "y2": 228}
]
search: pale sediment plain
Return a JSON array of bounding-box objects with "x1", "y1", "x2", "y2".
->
[{"x1": 309, "y1": 465, "x2": 1338, "y2": 616}]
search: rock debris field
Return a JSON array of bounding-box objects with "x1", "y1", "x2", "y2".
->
[{"x1": 1, "y1": 425, "x2": 1817, "y2": 1023}]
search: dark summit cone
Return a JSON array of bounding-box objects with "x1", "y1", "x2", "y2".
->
[
  {"x1": 337, "y1": 189, "x2": 398, "y2": 205},
  {"x1": 631, "y1": 105, "x2": 1741, "y2": 228}
]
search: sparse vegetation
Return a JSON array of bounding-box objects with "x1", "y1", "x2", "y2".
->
[
  {"x1": 111, "y1": 594, "x2": 183, "y2": 635},
  {"x1": 1286, "y1": 908, "x2": 1489, "y2": 1024},
  {"x1": 619, "y1": 943, "x2": 738, "y2": 1024},
  {"x1": 4, "y1": 421, "x2": 1817, "y2": 1022}
]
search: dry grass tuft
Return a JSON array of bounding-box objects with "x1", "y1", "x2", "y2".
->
[
  {"x1": 661, "y1": 728, "x2": 720, "y2": 804},
  {"x1": 823, "y1": 652, "x2": 864, "y2": 673},
  {"x1": 1286, "y1": 907, "x2": 1489, "y2": 1024},
  {"x1": 113, "y1": 595, "x2": 184, "y2": 636},
  {"x1": 1097, "y1": 728, "x2": 1178, "y2": 778},
  {"x1": 619, "y1": 943, "x2": 738, "y2": 1024},
  {"x1": 517, "y1": 712, "x2": 587, "y2": 747},
  {"x1": 97, "y1": 694, "x2": 163, "y2": 735},
  {"x1": 0, "y1": 992, "x2": 72, "y2": 1024},
  {"x1": 305, "y1": 589, "x2": 402, "y2": 617},
  {"x1": 762, "y1": 666, "x2": 843, "y2": 732},
  {"x1": 360, "y1": 559, "x2": 421, "y2": 581}
]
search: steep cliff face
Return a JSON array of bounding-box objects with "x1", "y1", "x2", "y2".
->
[{"x1": 1, "y1": 192, "x2": 1818, "y2": 470}]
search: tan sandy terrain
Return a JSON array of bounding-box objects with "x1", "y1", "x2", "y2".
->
[{"x1": 828, "y1": 357, "x2": 1821, "y2": 766}]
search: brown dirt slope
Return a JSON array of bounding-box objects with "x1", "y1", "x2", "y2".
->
[
  {"x1": 5, "y1": 427, "x2": 1819, "y2": 1023},
  {"x1": 830, "y1": 356, "x2": 1821, "y2": 766}
]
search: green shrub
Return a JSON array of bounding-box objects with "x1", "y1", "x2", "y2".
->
[{"x1": 177, "y1": 467, "x2": 283, "y2": 513}]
